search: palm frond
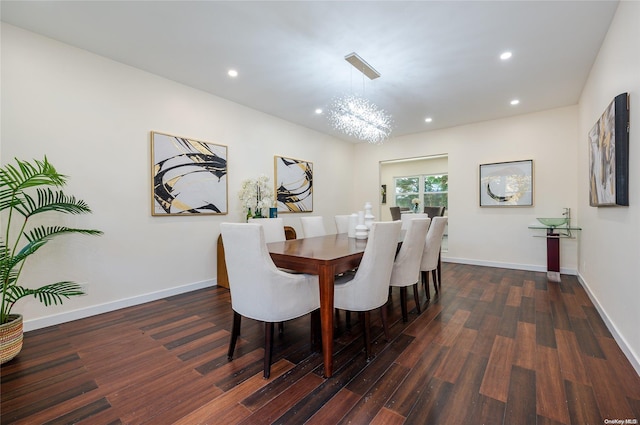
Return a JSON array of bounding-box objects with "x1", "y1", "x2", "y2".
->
[
  {"x1": 0, "y1": 188, "x2": 20, "y2": 211},
  {"x1": 0, "y1": 157, "x2": 66, "y2": 191},
  {"x1": 4, "y1": 281, "x2": 85, "y2": 306},
  {"x1": 0, "y1": 157, "x2": 67, "y2": 214},
  {"x1": 25, "y1": 226, "x2": 103, "y2": 245},
  {"x1": 13, "y1": 188, "x2": 93, "y2": 218}
]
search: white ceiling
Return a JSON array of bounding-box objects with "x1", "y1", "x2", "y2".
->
[{"x1": 1, "y1": 1, "x2": 619, "y2": 142}]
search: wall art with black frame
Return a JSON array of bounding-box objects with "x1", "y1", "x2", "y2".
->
[
  {"x1": 589, "y1": 92, "x2": 630, "y2": 207},
  {"x1": 479, "y1": 159, "x2": 533, "y2": 207}
]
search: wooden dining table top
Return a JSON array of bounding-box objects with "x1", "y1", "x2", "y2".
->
[{"x1": 267, "y1": 233, "x2": 368, "y2": 273}]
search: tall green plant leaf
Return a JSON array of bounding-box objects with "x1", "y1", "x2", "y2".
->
[
  {"x1": 25, "y1": 226, "x2": 103, "y2": 245},
  {"x1": 13, "y1": 188, "x2": 93, "y2": 218}
]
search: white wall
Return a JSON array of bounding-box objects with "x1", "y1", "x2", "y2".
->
[
  {"x1": 577, "y1": 1, "x2": 640, "y2": 371},
  {"x1": 355, "y1": 106, "x2": 580, "y2": 274},
  {"x1": 1, "y1": 24, "x2": 354, "y2": 330}
]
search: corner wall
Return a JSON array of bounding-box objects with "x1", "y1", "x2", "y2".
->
[
  {"x1": 577, "y1": 1, "x2": 640, "y2": 371},
  {"x1": 0, "y1": 24, "x2": 354, "y2": 330}
]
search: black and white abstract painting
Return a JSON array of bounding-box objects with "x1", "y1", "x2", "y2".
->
[
  {"x1": 275, "y1": 156, "x2": 313, "y2": 213},
  {"x1": 479, "y1": 160, "x2": 533, "y2": 207},
  {"x1": 151, "y1": 131, "x2": 227, "y2": 215}
]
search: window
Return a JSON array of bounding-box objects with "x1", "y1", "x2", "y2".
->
[
  {"x1": 423, "y1": 174, "x2": 448, "y2": 208},
  {"x1": 395, "y1": 174, "x2": 448, "y2": 210}
]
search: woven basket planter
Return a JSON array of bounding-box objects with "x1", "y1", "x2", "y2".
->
[{"x1": 1, "y1": 314, "x2": 23, "y2": 364}]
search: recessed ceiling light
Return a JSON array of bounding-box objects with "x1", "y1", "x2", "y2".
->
[
  {"x1": 227, "y1": 69, "x2": 238, "y2": 77},
  {"x1": 315, "y1": 108, "x2": 323, "y2": 114},
  {"x1": 425, "y1": 117, "x2": 433, "y2": 123},
  {"x1": 500, "y1": 51, "x2": 512, "y2": 60},
  {"x1": 510, "y1": 99, "x2": 520, "y2": 105}
]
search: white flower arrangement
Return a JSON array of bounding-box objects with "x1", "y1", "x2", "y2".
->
[
  {"x1": 411, "y1": 197, "x2": 420, "y2": 212},
  {"x1": 238, "y1": 174, "x2": 274, "y2": 218}
]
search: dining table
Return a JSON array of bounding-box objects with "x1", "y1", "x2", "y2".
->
[
  {"x1": 267, "y1": 233, "x2": 369, "y2": 378},
  {"x1": 267, "y1": 229, "x2": 408, "y2": 378}
]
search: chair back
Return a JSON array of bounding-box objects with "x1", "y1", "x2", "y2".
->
[
  {"x1": 284, "y1": 226, "x2": 297, "y2": 240},
  {"x1": 300, "y1": 216, "x2": 327, "y2": 238},
  {"x1": 390, "y1": 218, "x2": 431, "y2": 287},
  {"x1": 420, "y1": 216, "x2": 448, "y2": 272},
  {"x1": 248, "y1": 217, "x2": 285, "y2": 243},
  {"x1": 389, "y1": 206, "x2": 401, "y2": 221},
  {"x1": 220, "y1": 223, "x2": 319, "y2": 322},
  {"x1": 336, "y1": 221, "x2": 402, "y2": 311},
  {"x1": 424, "y1": 206, "x2": 446, "y2": 217},
  {"x1": 334, "y1": 215, "x2": 350, "y2": 234},
  {"x1": 401, "y1": 213, "x2": 429, "y2": 230}
]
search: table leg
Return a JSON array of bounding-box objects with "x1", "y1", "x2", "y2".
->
[{"x1": 318, "y1": 265, "x2": 335, "y2": 378}]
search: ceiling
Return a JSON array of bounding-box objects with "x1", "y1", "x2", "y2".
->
[{"x1": 1, "y1": 1, "x2": 619, "y2": 143}]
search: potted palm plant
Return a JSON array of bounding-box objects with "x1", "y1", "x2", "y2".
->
[{"x1": 0, "y1": 157, "x2": 102, "y2": 364}]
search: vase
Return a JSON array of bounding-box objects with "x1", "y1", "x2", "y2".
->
[
  {"x1": 364, "y1": 202, "x2": 375, "y2": 229},
  {"x1": 348, "y1": 213, "x2": 358, "y2": 238},
  {"x1": 355, "y1": 210, "x2": 368, "y2": 239},
  {"x1": 0, "y1": 314, "x2": 23, "y2": 364}
]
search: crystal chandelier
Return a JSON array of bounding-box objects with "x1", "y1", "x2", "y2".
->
[
  {"x1": 328, "y1": 53, "x2": 393, "y2": 144},
  {"x1": 328, "y1": 94, "x2": 393, "y2": 144}
]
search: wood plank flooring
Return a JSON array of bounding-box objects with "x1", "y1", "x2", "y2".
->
[{"x1": 2, "y1": 263, "x2": 639, "y2": 424}]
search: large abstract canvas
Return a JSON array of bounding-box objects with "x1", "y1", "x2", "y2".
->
[
  {"x1": 151, "y1": 131, "x2": 227, "y2": 215},
  {"x1": 589, "y1": 93, "x2": 630, "y2": 207},
  {"x1": 275, "y1": 156, "x2": 313, "y2": 213}
]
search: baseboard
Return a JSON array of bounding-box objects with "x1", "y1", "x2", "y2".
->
[
  {"x1": 23, "y1": 279, "x2": 217, "y2": 332},
  {"x1": 442, "y1": 256, "x2": 577, "y2": 275},
  {"x1": 576, "y1": 272, "x2": 640, "y2": 376}
]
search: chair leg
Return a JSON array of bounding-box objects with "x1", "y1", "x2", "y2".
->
[
  {"x1": 380, "y1": 304, "x2": 390, "y2": 341},
  {"x1": 278, "y1": 322, "x2": 284, "y2": 336},
  {"x1": 399, "y1": 287, "x2": 408, "y2": 322},
  {"x1": 228, "y1": 311, "x2": 241, "y2": 360},
  {"x1": 422, "y1": 270, "x2": 430, "y2": 301},
  {"x1": 432, "y1": 270, "x2": 438, "y2": 295},
  {"x1": 361, "y1": 311, "x2": 372, "y2": 360},
  {"x1": 310, "y1": 309, "x2": 321, "y2": 352},
  {"x1": 437, "y1": 252, "x2": 442, "y2": 289},
  {"x1": 264, "y1": 322, "x2": 275, "y2": 379},
  {"x1": 346, "y1": 310, "x2": 351, "y2": 329},
  {"x1": 413, "y1": 283, "x2": 421, "y2": 314}
]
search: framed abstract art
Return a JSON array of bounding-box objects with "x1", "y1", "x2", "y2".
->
[
  {"x1": 479, "y1": 159, "x2": 533, "y2": 207},
  {"x1": 151, "y1": 131, "x2": 227, "y2": 215},
  {"x1": 274, "y1": 155, "x2": 313, "y2": 213},
  {"x1": 588, "y1": 93, "x2": 630, "y2": 207}
]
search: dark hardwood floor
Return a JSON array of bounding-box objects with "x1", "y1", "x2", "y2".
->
[{"x1": 2, "y1": 263, "x2": 639, "y2": 425}]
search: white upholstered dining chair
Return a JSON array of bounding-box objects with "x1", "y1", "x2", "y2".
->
[
  {"x1": 248, "y1": 217, "x2": 285, "y2": 243},
  {"x1": 389, "y1": 218, "x2": 431, "y2": 322},
  {"x1": 401, "y1": 212, "x2": 430, "y2": 230},
  {"x1": 334, "y1": 215, "x2": 350, "y2": 234},
  {"x1": 221, "y1": 223, "x2": 320, "y2": 378},
  {"x1": 300, "y1": 216, "x2": 327, "y2": 238},
  {"x1": 333, "y1": 221, "x2": 402, "y2": 359},
  {"x1": 420, "y1": 216, "x2": 448, "y2": 301}
]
